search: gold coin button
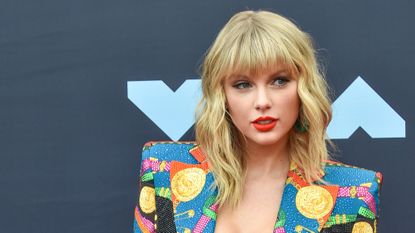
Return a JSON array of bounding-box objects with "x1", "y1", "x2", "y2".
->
[
  {"x1": 295, "y1": 185, "x2": 334, "y2": 219},
  {"x1": 171, "y1": 168, "x2": 206, "y2": 202},
  {"x1": 352, "y1": 222, "x2": 373, "y2": 233},
  {"x1": 139, "y1": 186, "x2": 156, "y2": 214}
]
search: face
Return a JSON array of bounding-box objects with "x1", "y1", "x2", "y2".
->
[{"x1": 224, "y1": 63, "x2": 300, "y2": 148}]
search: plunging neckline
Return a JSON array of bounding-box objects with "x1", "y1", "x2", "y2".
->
[
  {"x1": 190, "y1": 144, "x2": 331, "y2": 233},
  {"x1": 206, "y1": 162, "x2": 293, "y2": 233},
  {"x1": 212, "y1": 180, "x2": 287, "y2": 233}
]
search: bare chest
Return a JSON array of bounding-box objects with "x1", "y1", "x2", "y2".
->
[{"x1": 214, "y1": 181, "x2": 285, "y2": 233}]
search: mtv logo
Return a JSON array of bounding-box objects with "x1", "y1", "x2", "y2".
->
[{"x1": 128, "y1": 76, "x2": 405, "y2": 140}]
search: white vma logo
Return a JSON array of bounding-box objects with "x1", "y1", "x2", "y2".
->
[
  {"x1": 327, "y1": 76, "x2": 405, "y2": 139},
  {"x1": 127, "y1": 79, "x2": 201, "y2": 140},
  {"x1": 128, "y1": 76, "x2": 406, "y2": 141}
]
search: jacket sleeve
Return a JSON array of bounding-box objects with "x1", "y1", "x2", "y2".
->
[
  {"x1": 352, "y1": 171, "x2": 383, "y2": 232},
  {"x1": 133, "y1": 142, "x2": 157, "y2": 233},
  {"x1": 321, "y1": 171, "x2": 383, "y2": 233},
  {"x1": 370, "y1": 171, "x2": 383, "y2": 227}
]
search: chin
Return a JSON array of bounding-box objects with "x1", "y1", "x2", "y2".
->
[{"x1": 247, "y1": 133, "x2": 286, "y2": 146}]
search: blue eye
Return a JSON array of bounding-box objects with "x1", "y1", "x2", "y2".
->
[
  {"x1": 233, "y1": 81, "x2": 251, "y2": 89},
  {"x1": 272, "y1": 77, "x2": 289, "y2": 87}
]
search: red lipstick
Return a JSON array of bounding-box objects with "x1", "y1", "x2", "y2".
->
[{"x1": 252, "y1": 116, "x2": 277, "y2": 132}]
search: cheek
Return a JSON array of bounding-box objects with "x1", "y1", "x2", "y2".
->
[
  {"x1": 279, "y1": 90, "x2": 300, "y2": 118},
  {"x1": 225, "y1": 89, "x2": 245, "y2": 113},
  {"x1": 292, "y1": 93, "x2": 301, "y2": 112},
  {"x1": 225, "y1": 95, "x2": 249, "y2": 128},
  {"x1": 226, "y1": 96, "x2": 239, "y2": 111},
  {"x1": 227, "y1": 97, "x2": 247, "y2": 119}
]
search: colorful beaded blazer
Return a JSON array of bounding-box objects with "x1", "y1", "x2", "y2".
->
[{"x1": 133, "y1": 141, "x2": 382, "y2": 233}]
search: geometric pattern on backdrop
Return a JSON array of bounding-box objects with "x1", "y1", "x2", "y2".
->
[
  {"x1": 128, "y1": 79, "x2": 202, "y2": 140},
  {"x1": 327, "y1": 76, "x2": 405, "y2": 139},
  {"x1": 128, "y1": 76, "x2": 405, "y2": 140}
]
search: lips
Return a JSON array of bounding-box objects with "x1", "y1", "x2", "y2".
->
[{"x1": 252, "y1": 116, "x2": 277, "y2": 132}]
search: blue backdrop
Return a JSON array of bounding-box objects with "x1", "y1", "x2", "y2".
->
[{"x1": 0, "y1": 1, "x2": 413, "y2": 232}]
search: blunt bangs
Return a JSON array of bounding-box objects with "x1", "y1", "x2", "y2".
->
[{"x1": 220, "y1": 22, "x2": 301, "y2": 80}]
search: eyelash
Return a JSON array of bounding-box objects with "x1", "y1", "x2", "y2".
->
[{"x1": 232, "y1": 77, "x2": 290, "y2": 89}]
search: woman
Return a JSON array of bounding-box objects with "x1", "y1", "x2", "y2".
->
[{"x1": 134, "y1": 10, "x2": 382, "y2": 233}]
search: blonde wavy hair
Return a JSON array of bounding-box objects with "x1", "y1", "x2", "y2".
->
[{"x1": 195, "y1": 10, "x2": 333, "y2": 209}]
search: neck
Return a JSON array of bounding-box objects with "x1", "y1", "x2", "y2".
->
[{"x1": 244, "y1": 136, "x2": 290, "y2": 181}]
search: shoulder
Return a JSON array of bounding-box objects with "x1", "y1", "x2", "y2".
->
[
  {"x1": 321, "y1": 160, "x2": 383, "y2": 188},
  {"x1": 320, "y1": 160, "x2": 383, "y2": 221},
  {"x1": 321, "y1": 160, "x2": 383, "y2": 207},
  {"x1": 140, "y1": 140, "x2": 203, "y2": 164}
]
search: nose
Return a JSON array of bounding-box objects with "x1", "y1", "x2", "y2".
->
[{"x1": 254, "y1": 87, "x2": 272, "y2": 111}]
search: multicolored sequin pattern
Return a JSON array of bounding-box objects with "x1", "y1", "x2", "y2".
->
[{"x1": 133, "y1": 141, "x2": 382, "y2": 233}]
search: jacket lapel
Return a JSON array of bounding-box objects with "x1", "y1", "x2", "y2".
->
[
  {"x1": 275, "y1": 163, "x2": 339, "y2": 233},
  {"x1": 169, "y1": 144, "x2": 339, "y2": 233},
  {"x1": 168, "y1": 145, "x2": 218, "y2": 233}
]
